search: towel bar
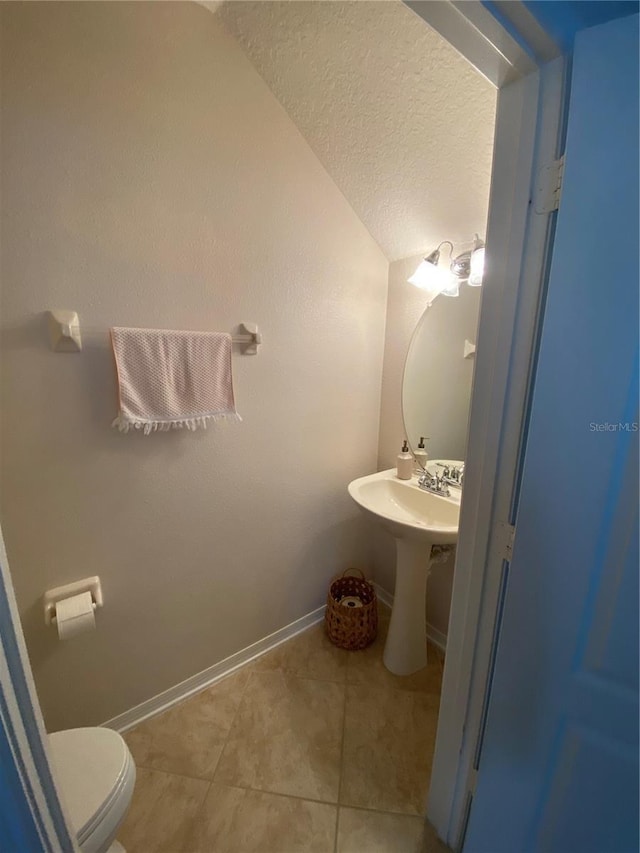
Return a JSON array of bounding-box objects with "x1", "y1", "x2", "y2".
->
[{"x1": 45, "y1": 312, "x2": 262, "y2": 355}]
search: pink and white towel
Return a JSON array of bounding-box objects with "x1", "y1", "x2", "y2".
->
[{"x1": 110, "y1": 327, "x2": 241, "y2": 435}]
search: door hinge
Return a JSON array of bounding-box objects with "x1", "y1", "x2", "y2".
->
[
  {"x1": 496, "y1": 521, "x2": 516, "y2": 561},
  {"x1": 535, "y1": 153, "x2": 565, "y2": 213}
]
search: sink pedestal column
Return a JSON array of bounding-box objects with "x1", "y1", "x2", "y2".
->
[{"x1": 383, "y1": 539, "x2": 431, "y2": 675}]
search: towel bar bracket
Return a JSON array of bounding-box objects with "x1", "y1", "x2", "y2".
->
[
  {"x1": 236, "y1": 322, "x2": 262, "y2": 355},
  {"x1": 47, "y1": 310, "x2": 82, "y2": 352},
  {"x1": 45, "y1": 311, "x2": 262, "y2": 355}
]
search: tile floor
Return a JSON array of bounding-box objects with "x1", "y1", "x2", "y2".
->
[{"x1": 119, "y1": 603, "x2": 449, "y2": 853}]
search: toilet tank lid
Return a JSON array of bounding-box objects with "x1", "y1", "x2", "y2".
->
[{"x1": 48, "y1": 727, "x2": 132, "y2": 842}]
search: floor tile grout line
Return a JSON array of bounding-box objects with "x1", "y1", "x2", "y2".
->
[
  {"x1": 132, "y1": 668, "x2": 260, "y2": 786},
  {"x1": 183, "y1": 776, "x2": 341, "y2": 809},
  {"x1": 210, "y1": 665, "x2": 348, "y2": 790},
  {"x1": 227, "y1": 781, "x2": 339, "y2": 809},
  {"x1": 126, "y1": 607, "x2": 440, "y2": 848},
  {"x1": 182, "y1": 775, "x2": 346, "y2": 812},
  {"x1": 132, "y1": 764, "x2": 223, "y2": 787},
  {"x1": 338, "y1": 801, "x2": 428, "y2": 819},
  {"x1": 132, "y1": 765, "x2": 427, "y2": 818},
  {"x1": 142, "y1": 770, "x2": 427, "y2": 820},
  {"x1": 208, "y1": 667, "x2": 348, "y2": 804},
  {"x1": 185, "y1": 778, "x2": 213, "y2": 846},
  {"x1": 334, "y1": 677, "x2": 350, "y2": 853},
  {"x1": 135, "y1": 762, "x2": 339, "y2": 808},
  {"x1": 254, "y1": 665, "x2": 351, "y2": 688},
  {"x1": 138, "y1": 667, "x2": 258, "y2": 787},
  {"x1": 208, "y1": 664, "x2": 259, "y2": 784}
]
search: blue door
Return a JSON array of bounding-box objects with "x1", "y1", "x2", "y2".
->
[{"x1": 465, "y1": 14, "x2": 639, "y2": 853}]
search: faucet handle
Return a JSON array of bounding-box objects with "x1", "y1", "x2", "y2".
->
[
  {"x1": 418, "y1": 469, "x2": 435, "y2": 488},
  {"x1": 442, "y1": 464, "x2": 465, "y2": 486}
]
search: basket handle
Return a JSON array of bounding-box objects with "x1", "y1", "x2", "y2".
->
[{"x1": 341, "y1": 568, "x2": 366, "y2": 580}]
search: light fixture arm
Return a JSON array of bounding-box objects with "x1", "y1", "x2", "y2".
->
[
  {"x1": 408, "y1": 235, "x2": 485, "y2": 295},
  {"x1": 425, "y1": 240, "x2": 454, "y2": 266},
  {"x1": 436, "y1": 240, "x2": 454, "y2": 255},
  {"x1": 450, "y1": 236, "x2": 486, "y2": 280}
]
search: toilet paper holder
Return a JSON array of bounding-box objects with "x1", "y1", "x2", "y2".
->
[{"x1": 44, "y1": 576, "x2": 103, "y2": 626}]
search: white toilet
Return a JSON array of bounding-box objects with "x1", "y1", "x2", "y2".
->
[{"x1": 48, "y1": 727, "x2": 136, "y2": 853}]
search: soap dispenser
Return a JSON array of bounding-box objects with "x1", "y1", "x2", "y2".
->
[
  {"x1": 414, "y1": 436, "x2": 429, "y2": 471},
  {"x1": 396, "y1": 440, "x2": 413, "y2": 480}
]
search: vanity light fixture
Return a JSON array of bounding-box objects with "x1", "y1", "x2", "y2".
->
[
  {"x1": 440, "y1": 275, "x2": 460, "y2": 298},
  {"x1": 452, "y1": 234, "x2": 485, "y2": 287},
  {"x1": 408, "y1": 234, "x2": 485, "y2": 297},
  {"x1": 407, "y1": 241, "x2": 454, "y2": 291},
  {"x1": 468, "y1": 237, "x2": 485, "y2": 286}
]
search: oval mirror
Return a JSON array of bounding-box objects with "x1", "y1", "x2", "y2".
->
[{"x1": 402, "y1": 285, "x2": 481, "y2": 462}]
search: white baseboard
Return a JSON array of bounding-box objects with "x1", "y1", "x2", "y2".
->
[
  {"x1": 102, "y1": 605, "x2": 326, "y2": 733},
  {"x1": 104, "y1": 584, "x2": 447, "y2": 733},
  {"x1": 425, "y1": 621, "x2": 448, "y2": 652},
  {"x1": 373, "y1": 582, "x2": 394, "y2": 611},
  {"x1": 372, "y1": 582, "x2": 448, "y2": 652}
]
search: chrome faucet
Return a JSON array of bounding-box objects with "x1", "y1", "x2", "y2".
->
[
  {"x1": 417, "y1": 469, "x2": 450, "y2": 497},
  {"x1": 445, "y1": 464, "x2": 464, "y2": 486}
]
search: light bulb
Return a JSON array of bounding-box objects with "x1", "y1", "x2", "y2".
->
[
  {"x1": 441, "y1": 276, "x2": 460, "y2": 298},
  {"x1": 469, "y1": 245, "x2": 485, "y2": 287},
  {"x1": 408, "y1": 259, "x2": 449, "y2": 293}
]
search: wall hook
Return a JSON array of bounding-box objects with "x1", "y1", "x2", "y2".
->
[{"x1": 47, "y1": 310, "x2": 82, "y2": 352}]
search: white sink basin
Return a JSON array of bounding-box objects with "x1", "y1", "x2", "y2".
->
[
  {"x1": 348, "y1": 469, "x2": 459, "y2": 544},
  {"x1": 348, "y1": 468, "x2": 461, "y2": 676}
]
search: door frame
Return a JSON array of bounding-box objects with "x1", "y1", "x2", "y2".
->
[
  {"x1": 0, "y1": 3, "x2": 563, "y2": 847},
  {"x1": 429, "y1": 58, "x2": 567, "y2": 850},
  {"x1": 405, "y1": 2, "x2": 566, "y2": 848},
  {"x1": 0, "y1": 527, "x2": 77, "y2": 851}
]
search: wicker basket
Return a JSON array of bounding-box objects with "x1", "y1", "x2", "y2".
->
[{"x1": 325, "y1": 569, "x2": 377, "y2": 650}]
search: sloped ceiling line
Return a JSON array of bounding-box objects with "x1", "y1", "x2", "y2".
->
[{"x1": 213, "y1": 0, "x2": 497, "y2": 262}]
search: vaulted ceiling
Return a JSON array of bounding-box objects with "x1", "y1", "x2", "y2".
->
[{"x1": 210, "y1": 1, "x2": 496, "y2": 262}]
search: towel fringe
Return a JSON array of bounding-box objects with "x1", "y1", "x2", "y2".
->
[{"x1": 112, "y1": 411, "x2": 242, "y2": 435}]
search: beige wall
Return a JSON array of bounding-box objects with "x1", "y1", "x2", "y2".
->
[{"x1": 0, "y1": 2, "x2": 388, "y2": 730}]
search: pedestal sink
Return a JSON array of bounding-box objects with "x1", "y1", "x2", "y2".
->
[{"x1": 348, "y1": 468, "x2": 460, "y2": 675}]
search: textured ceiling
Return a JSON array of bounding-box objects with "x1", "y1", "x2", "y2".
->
[{"x1": 216, "y1": 0, "x2": 497, "y2": 261}]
